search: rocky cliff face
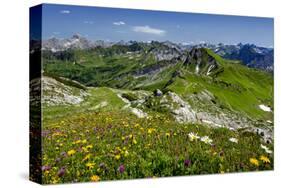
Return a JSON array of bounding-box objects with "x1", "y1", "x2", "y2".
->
[{"x1": 184, "y1": 48, "x2": 221, "y2": 76}]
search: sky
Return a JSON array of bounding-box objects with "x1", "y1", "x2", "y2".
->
[{"x1": 39, "y1": 4, "x2": 274, "y2": 47}]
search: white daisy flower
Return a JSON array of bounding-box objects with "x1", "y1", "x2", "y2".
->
[
  {"x1": 229, "y1": 137, "x2": 238, "y2": 143},
  {"x1": 188, "y1": 132, "x2": 200, "y2": 141},
  {"x1": 200, "y1": 136, "x2": 213, "y2": 145},
  {"x1": 261, "y1": 144, "x2": 272, "y2": 154}
]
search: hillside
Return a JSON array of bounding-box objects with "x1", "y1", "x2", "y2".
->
[{"x1": 39, "y1": 41, "x2": 274, "y2": 184}]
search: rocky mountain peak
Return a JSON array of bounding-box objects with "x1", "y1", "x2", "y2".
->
[
  {"x1": 184, "y1": 48, "x2": 220, "y2": 76},
  {"x1": 71, "y1": 33, "x2": 82, "y2": 39}
]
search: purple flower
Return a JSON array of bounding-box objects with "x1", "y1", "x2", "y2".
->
[
  {"x1": 42, "y1": 165, "x2": 51, "y2": 171},
  {"x1": 184, "y1": 159, "x2": 191, "y2": 167},
  {"x1": 57, "y1": 167, "x2": 66, "y2": 177},
  {"x1": 118, "y1": 164, "x2": 125, "y2": 173}
]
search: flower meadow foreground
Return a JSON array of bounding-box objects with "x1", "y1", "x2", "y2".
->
[{"x1": 39, "y1": 111, "x2": 273, "y2": 184}]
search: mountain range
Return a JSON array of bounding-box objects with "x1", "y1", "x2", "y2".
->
[{"x1": 41, "y1": 34, "x2": 274, "y2": 71}]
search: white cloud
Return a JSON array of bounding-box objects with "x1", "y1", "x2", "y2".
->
[
  {"x1": 60, "y1": 10, "x2": 71, "y2": 14},
  {"x1": 132, "y1": 25, "x2": 166, "y2": 36},
  {"x1": 113, "y1": 21, "x2": 126, "y2": 26}
]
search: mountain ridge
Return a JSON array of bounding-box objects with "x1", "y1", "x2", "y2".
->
[{"x1": 41, "y1": 35, "x2": 274, "y2": 71}]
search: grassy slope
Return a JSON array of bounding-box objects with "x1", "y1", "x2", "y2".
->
[
  {"x1": 167, "y1": 49, "x2": 273, "y2": 120},
  {"x1": 43, "y1": 87, "x2": 125, "y2": 122}
]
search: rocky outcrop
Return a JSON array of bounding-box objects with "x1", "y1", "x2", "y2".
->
[
  {"x1": 167, "y1": 92, "x2": 197, "y2": 123},
  {"x1": 42, "y1": 76, "x2": 88, "y2": 106}
]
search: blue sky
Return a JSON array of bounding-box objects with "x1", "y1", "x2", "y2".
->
[{"x1": 41, "y1": 4, "x2": 274, "y2": 47}]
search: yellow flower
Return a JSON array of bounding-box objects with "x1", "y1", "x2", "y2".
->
[
  {"x1": 165, "y1": 132, "x2": 170, "y2": 137},
  {"x1": 147, "y1": 128, "x2": 155, "y2": 134},
  {"x1": 260, "y1": 155, "x2": 270, "y2": 164},
  {"x1": 91, "y1": 175, "x2": 100, "y2": 182},
  {"x1": 86, "y1": 162, "x2": 95, "y2": 169},
  {"x1": 115, "y1": 154, "x2": 121, "y2": 160},
  {"x1": 67, "y1": 149, "x2": 76, "y2": 156},
  {"x1": 83, "y1": 154, "x2": 91, "y2": 161},
  {"x1": 82, "y1": 139, "x2": 87, "y2": 144},
  {"x1": 129, "y1": 134, "x2": 133, "y2": 139},
  {"x1": 249, "y1": 158, "x2": 259, "y2": 166},
  {"x1": 86, "y1": 145, "x2": 93, "y2": 149},
  {"x1": 74, "y1": 140, "x2": 81, "y2": 144}
]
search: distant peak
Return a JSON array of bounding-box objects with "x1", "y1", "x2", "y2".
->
[{"x1": 72, "y1": 33, "x2": 82, "y2": 39}]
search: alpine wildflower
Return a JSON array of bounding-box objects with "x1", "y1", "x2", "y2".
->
[
  {"x1": 86, "y1": 145, "x2": 93, "y2": 150},
  {"x1": 118, "y1": 164, "x2": 125, "y2": 173},
  {"x1": 86, "y1": 162, "x2": 95, "y2": 169},
  {"x1": 260, "y1": 144, "x2": 272, "y2": 154},
  {"x1": 147, "y1": 128, "x2": 155, "y2": 134},
  {"x1": 260, "y1": 155, "x2": 270, "y2": 164},
  {"x1": 200, "y1": 136, "x2": 213, "y2": 145},
  {"x1": 91, "y1": 175, "x2": 100, "y2": 182},
  {"x1": 229, "y1": 137, "x2": 238, "y2": 143},
  {"x1": 57, "y1": 167, "x2": 66, "y2": 177},
  {"x1": 115, "y1": 154, "x2": 121, "y2": 160},
  {"x1": 249, "y1": 158, "x2": 259, "y2": 166},
  {"x1": 184, "y1": 159, "x2": 191, "y2": 167},
  {"x1": 83, "y1": 154, "x2": 91, "y2": 161},
  {"x1": 67, "y1": 149, "x2": 76, "y2": 156},
  {"x1": 188, "y1": 132, "x2": 200, "y2": 141}
]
